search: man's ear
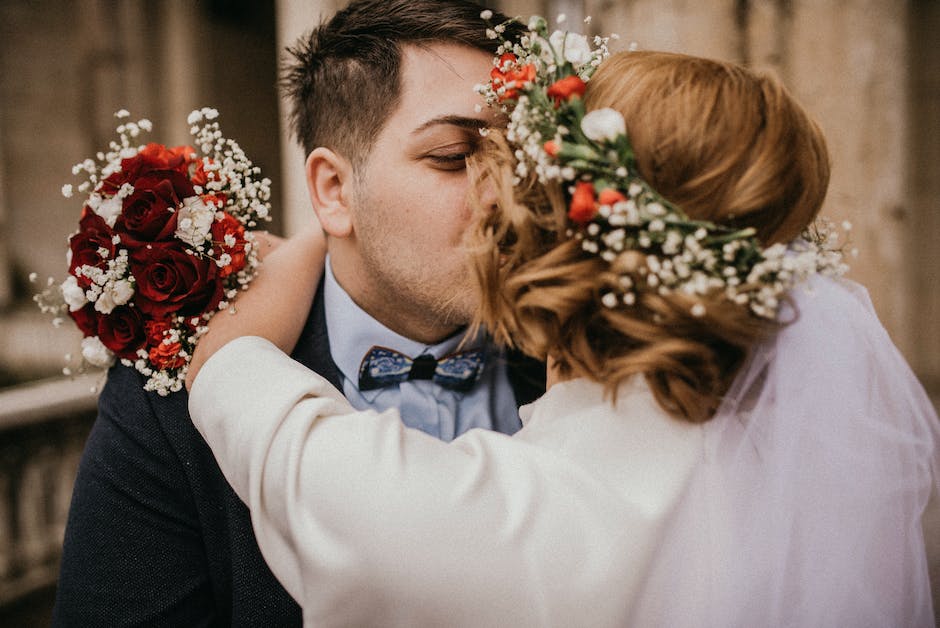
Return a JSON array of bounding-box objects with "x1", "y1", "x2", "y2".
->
[{"x1": 305, "y1": 147, "x2": 354, "y2": 238}]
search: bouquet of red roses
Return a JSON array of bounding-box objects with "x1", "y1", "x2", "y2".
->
[{"x1": 35, "y1": 108, "x2": 271, "y2": 395}]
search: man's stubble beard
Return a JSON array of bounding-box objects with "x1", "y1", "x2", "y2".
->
[{"x1": 353, "y1": 187, "x2": 477, "y2": 339}]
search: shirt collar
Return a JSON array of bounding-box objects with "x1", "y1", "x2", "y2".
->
[{"x1": 323, "y1": 257, "x2": 483, "y2": 397}]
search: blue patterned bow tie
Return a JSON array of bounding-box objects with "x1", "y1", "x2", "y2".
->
[{"x1": 358, "y1": 345, "x2": 485, "y2": 393}]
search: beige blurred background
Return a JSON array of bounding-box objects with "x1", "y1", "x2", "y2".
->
[{"x1": 0, "y1": 0, "x2": 936, "y2": 623}]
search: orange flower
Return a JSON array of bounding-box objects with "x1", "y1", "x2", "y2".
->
[
  {"x1": 568, "y1": 181, "x2": 597, "y2": 223},
  {"x1": 144, "y1": 318, "x2": 173, "y2": 346},
  {"x1": 201, "y1": 193, "x2": 227, "y2": 209},
  {"x1": 598, "y1": 188, "x2": 627, "y2": 206},
  {"x1": 543, "y1": 140, "x2": 561, "y2": 157},
  {"x1": 490, "y1": 53, "x2": 536, "y2": 101},
  {"x1": 546, "y1": 75, "x2": 586, "y2": 105},
  {"x1": 192, "y1": 158, "x2": 218, "y2": 187},
  {"x1": 211, "y1": 211, "x2": 248, "y2": 278},
  {"x1": 149, "y1": 341, "x2": 186, "y2": 371}
]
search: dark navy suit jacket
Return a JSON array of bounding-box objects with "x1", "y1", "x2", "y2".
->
[{"x1": 52, "y1": 285, "x2": 545, "y2": 626}]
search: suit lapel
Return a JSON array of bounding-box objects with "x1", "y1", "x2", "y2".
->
[{"x1": 289, "y1": 278, "x2": 344, "y2": 391}]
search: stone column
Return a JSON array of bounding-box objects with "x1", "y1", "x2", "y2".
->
[
  {"x1": 786, "y1": 1, "x2": 910, "y2": 357},
  {"x1": 908, "y1": 0, "x2": 940, "y2": 391},
  {"x1": 0, "y1": 121, "x2": 11, "y2": 310}
]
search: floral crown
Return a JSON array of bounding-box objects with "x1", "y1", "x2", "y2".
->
[{"x1": 476, "y1": 13, "x2": 847, "y2": 320}]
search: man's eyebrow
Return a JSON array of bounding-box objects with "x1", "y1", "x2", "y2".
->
[{"x1": 412, "y1": 115, "x2": 488, "y2": 134}]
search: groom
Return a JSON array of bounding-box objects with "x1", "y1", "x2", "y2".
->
[{"x1": 53, "y1": 1, "x2": 540, "y2": 625}]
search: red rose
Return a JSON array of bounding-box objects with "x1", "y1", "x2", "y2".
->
[
  {"x1": 68, "y1": 303, "x2": 100, "y2": 337},
  {"x1": 568, "y1": 181, "x2": 597, "y2": 223},
  {"x1": 115, "y1": 171, "x2": 196, "y2": 246},
  {"x1": 99, "y1": 143, "x2": 195, "y2": 195},
  {"x1": 490, "y1": 53, "x2": 536, "y2": 101},
  {"x1": 148, "y1": 341, "x2": 186, "y2": 371},
  {"x1": 546, "y1": 75, "x2": 586, "y2": 105},
  {"x1": 130, "y1": 240, "x2": 224, "y2": 318},
  {"x1": 543, "y1": 140, "x2": 561, "y2": 157},
  {"x1": 598, "y1": 188, "x2": 627, "y2": 206},
  {"x1": 69, "y1": 211, "x2": 116, "y2": 287},
  {"x1": 97, "y1": 305, "x2": 146, "y2": 360},
  {"x1": 210, "y1": 212, "x2": 248, "y2": 278}
]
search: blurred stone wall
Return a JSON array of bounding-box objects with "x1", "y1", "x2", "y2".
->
[{"x1": 0, "y1": 0, "x2": 282, "y2": 385}]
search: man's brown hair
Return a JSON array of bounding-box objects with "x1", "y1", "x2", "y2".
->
[{"x1": 283, "y1": 0, "x2": 516, "y2": 166}]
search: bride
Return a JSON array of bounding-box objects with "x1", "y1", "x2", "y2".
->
[{"x1": 184, "y1": 19, "x2": 939, "y2": 628}]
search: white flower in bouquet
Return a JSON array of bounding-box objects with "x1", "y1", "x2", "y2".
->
[
  {"x1": 176, "y1": 196, "x2": 217, "y2": 248},
  {"x1": 61, "y1": 275, "x2": 88, "y2": 311},
  {"x1": 112, "y1": 278, "x2": 134, "y2": 304},
  {"x1": 81, "y1": 336, "x2": 115, "y2": 368}
]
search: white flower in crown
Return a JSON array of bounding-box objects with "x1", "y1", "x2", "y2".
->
[
  {"x1": 549, "y1": 30, "x2": 593, "y2": 68},
  {"x1": 580, "y1": 108, "x2": 626, "y2": 143},
  {"x1": 175, "y1": 196, "x2": 216, "y2": 248}
]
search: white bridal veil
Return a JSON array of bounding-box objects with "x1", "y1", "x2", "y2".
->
[{"x1": 630, "y1": 275, "x2": 939, "y2": 627}]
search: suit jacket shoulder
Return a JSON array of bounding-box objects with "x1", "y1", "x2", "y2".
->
[{"x1": 52, "y1": 290, "x2": 332, "y2": 626}]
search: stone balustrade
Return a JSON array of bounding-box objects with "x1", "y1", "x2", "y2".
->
[{"x1": 0, "y1": 374, "x2": 99, "y2": 616}]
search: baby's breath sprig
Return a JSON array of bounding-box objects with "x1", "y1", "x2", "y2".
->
[{"x1": 477, "y1": 13, "x2": 847, "y2": 320}]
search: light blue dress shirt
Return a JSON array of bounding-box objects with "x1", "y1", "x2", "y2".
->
[{"x1": 322, "y1": 259, "x2": 521, "y2": 441}]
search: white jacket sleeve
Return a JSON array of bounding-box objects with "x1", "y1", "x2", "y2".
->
[{"x1": 189, "y1": 336, "x2": 690, "y2": 628}]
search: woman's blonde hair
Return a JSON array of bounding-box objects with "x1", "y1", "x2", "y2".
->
[{"x1": 468, "y1": 50, "x2": 830, "y2": 422}]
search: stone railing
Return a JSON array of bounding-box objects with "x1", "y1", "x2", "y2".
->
[{"x1": 0, "y1": 374, "x2": 100, "y2": 615}]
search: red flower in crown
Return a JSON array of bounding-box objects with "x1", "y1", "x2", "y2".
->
[
  {"x1": 546, "y1": 75, "x2": 586, "y2": 105},
  {"x1": 543, "y1": 140, "x2": 561, "y2": 157},
  {"x1": 490, "y1": 53, "x2": 536, "y2": 101},
  {"x1": 568, "y1": 181, "x2": 598, "y2": 223},
  {"x1": 598, "y1": 188, "x2": 627, "y2": 206}
]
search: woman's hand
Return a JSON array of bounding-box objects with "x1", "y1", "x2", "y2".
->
[{"x1": 185, "y1": 225, "x2": 327, "y2": 390}]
